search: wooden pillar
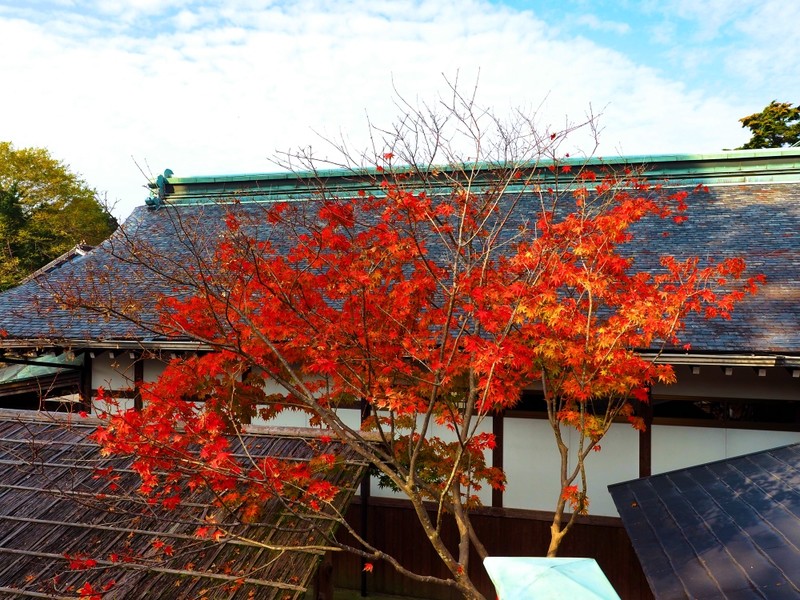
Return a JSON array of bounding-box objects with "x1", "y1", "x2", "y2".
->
[
  {"x1": 79, "y1": 351, "x2": 93, "y2": 414},
  {"x1": 313, "y1": 552, "x2": 334, "y2": 600},
  {"x1": 638, "y1": 389, "x2": 654, "y2": 478},
  {"x1": 492, "y1": 410, "x2": 504, "y2": 508},
  {"x1": 360, "y1": 398, "x2": 372, "y2": 597},
  {"x1": 133, "y1": 353, "x2": 144, "y2": 411}
]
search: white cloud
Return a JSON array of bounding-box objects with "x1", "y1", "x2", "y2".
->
[
  {"x1": 641, "y1": 0, "x2": 800, "y2": 98},
  {"x1": 573, "y1": 14, "x2": 630, "y2": 35},
  {"x1": 0, "y1": 0, "x2": 776, "y2": 218}
]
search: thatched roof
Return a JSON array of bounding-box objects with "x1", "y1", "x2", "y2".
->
[{"x1": 0, "y1": 410, "x2": 367, "y2": 599}]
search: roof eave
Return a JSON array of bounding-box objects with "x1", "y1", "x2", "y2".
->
[
  {"x1": 3, "y1": 340, "x2": 798, "y2": 368},
  {"x1": 0, "y1": 338, "x2": 212, "y2": 353}
]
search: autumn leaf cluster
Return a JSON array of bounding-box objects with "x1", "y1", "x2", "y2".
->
[{"x1": 90, "y1": 162, "x2": 761, "y2": 520}]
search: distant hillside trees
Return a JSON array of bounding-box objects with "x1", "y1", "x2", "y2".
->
[
  {"x1": 0, "y1": 142, "x2": 118, "y2": 290},
  {"x1": 738, "y1": 101, "x2": 800, "y2": 149}
]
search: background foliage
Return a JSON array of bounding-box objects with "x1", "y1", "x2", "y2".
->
[
  {"x1": 0, "y1": 141, "x2": 117, "y2": 290},
  {"x1": 738, "y1": 101, "x2": 800, "y2": 149}
]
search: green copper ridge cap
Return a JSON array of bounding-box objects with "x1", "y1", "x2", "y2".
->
[{"x1": 147, "y1": 148, "x2": 800, "y2": 207}]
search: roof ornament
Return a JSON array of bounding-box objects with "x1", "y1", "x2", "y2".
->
[{"x1": 145, "y1": 169, "x2": 174, "y2": 209}]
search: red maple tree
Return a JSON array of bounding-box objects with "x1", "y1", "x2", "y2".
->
[{"x1": 82, "y1": 91, "x2": 761, "y2": 598}]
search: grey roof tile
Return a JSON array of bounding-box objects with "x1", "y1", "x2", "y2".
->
[
  {"x1": 610, "y1": 444, "x2": 800, "y2": 599},
  {"x1": 0, "y1": 180, "x2": 797, "y2": 354}
]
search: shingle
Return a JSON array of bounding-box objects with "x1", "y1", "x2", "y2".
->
[
  {"x1": 610, "y1": 444, "x2": 800, "y2": 599},
  {"x1": 0, "y1": 181, "x2": 798, "y2": 353}
]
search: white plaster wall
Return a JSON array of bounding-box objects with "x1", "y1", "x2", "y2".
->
[
  {"x1": 368, "y1": 414, "x2": 494, "y2": 506},
  {"x1": 502, "y1": 418, "x2": 639, "y2": 517},
  {"x1": 259, "y1": 406, "x2": 498, "y2": 508},
  {"x1": 92, "y1": 353, "x2": 136, "y2": 390},
  {"x1": 92, "y1": 395, "x2": 137, "y2": 414},
  {"x1": 502, "y1": 418, "x2": 562, "y2": 513},
  {"x1": 91, "y1": 356, "x2": 800, "y2": 518},
  {"x1": 250, "y1": 378, "x2": 363, "y2": 431},
  {"x1": 574, "y1": 425, "x2": 640, "y2": 515},
  {"x1": 502, "y1": 420, "x2": 800, "y2": 517},
  {"x1": 254, "y1": 405, "x2": 362, "y2": 431},
  {"x1": 142, "y1": 359, "x2": 167, "y2": 382},
  {"x1": 726, "y1": 429, "x2": 800, "y2": 456},
  {"x1": 651, "y1": 425, "x2": 800, "y2": 474},
  {"x1": 91, "y1": 353, "x2": 138, "y2": 414}
]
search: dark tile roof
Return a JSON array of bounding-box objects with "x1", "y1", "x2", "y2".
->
[
  {"x1": 0, "y1": 180, "x2": 798, "y2": 354},
  {"x1": 609, "y1": 444, "x2": 800, "y2": 599},
  {"x1": 18, "y1": 244, "x2": 95, "y2": 286},
  {"x1": 0, "y1": 411, "x2": 366, "y2": 599}
]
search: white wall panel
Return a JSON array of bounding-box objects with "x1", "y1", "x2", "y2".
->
[
  {"x1": 368, "y1": 414, "x2": 494, "y2": 505},
  {"x1": 503, "y1": 418, "x2": 639, "y2": 517},
  {"x1": 92, "y1": 354, "x2": 800, "y2": 519},
  {"x1": 502, "y1": 418, "x2": 563, "y2": 513},
  {"x1": 92, "y1": 396, "x2": 136, "y2": 414},
  {"x1": 653, "y1": 425, "x2": 800, "y2": 475},
  {"x1": 91, "y1": 352, "x2": 137, "y2": 415},
  {"x1": 91, "y1": 353, "x2": 135, "y2": 390},
  {"x1": 726, "y1": 429, "x2": 800, "y2": 456},
  {"x1": 651, "y1": 425, "x2": 727, "y2": 474},
  {"x1": 572, "y1": 426, "x2": 640, "y2": 516},
  {"x1": 142, "y1": 359, "x2": 166, "y2": 382},
  {"x1": 254, "y1": 405, "x2": 362, "y2": 431}
]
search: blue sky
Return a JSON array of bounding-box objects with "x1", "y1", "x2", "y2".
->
[
  {"x1": 0, "y1": 0, "x2": 797, "y2": 217},
  {"x1": 507, "y1": 1, "x2": 797, "y2": 101}
]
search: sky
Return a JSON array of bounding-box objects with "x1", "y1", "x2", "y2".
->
[{"x1": 1, "y1": 0, "x2": 798, "y2": 218}]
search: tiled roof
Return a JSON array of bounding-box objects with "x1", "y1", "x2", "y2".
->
[
  {"x1": 609, "y1": 444, "x2": 800, "y2": 599},
  {"x1": 18, "y1": 244, "x2": 95, "y2": 286},
  {"x1": 0, "y1": 168, "x2": 798, "y2": 355},
  {"x1": 0, "y1": 410, "x2": 366, "y2": 599}
]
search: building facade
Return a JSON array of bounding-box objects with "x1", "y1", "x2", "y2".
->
[{"x1": 1, "y1": 149, "x2": 798, "y2": 598}]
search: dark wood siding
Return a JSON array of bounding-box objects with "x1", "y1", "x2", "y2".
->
[{"x1": 333, "y1": 497, "x2": 652, "y2": 600}]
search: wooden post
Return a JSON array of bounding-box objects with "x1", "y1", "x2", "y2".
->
[
  {"x1": 313, "y1": 552, "x2": 334, "y2": 600},
  {"x1": 638, "y1": 389, "x2": 653, "y2": 478},
  {"x1": 492, "y1": 410, "x2": 504, "y2": 508},
  {"x1": 360, "y1": 397, "x2": 371, "y2": 598},
  {"x1": 79, "y1": 351, "x2": 92, "y2": 414},
  {"x1": 133, "y1": 353, "x2": 144, "y2": 411}
]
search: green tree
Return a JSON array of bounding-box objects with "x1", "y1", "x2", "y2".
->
[
  {"x1": 0, "y1": 142, "x2": 118, "y2": 290},
  {"x1": 737, "y1": 101, "x2": 800, "y2": 149},
  {"x1": 0, "y1": 184, "x2": 25, "y2": 288}
]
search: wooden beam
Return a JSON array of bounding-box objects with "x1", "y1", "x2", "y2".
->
[
  {"x1": 359, "y1": 396, "x2": 371, "y2": 598},
  {"x1": 639, "y1": 391, "x2": 653, "y2": 478},
  {"x1": 492, "y1": 410, "x2": 504, "y2": 508},
  {"x1": 314, "y1": 551, "x2": 334, "y2": 600},
  {"x1": 80, "y1": 351, "x2": 92, "y2": 414},
  {"x1": 134, "y1": 353, "x2": 144, "y2": 411}
]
